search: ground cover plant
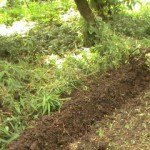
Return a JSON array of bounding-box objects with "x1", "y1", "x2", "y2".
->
[{"x1": 0, "y1": 0, "x2": 150, "y2": 149}]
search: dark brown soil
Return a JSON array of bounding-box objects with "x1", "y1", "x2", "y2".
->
[{"x1": 8, "y1": 56, "x2": 150, "y2": 150}]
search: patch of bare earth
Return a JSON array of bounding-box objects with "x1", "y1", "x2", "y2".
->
[
  {"x1": 8, "y1": 55, "x2": 150, "y2": 150},
  {"x1": 104, "y1": 90, "x2": 150, "y2": 150},
  {"x1": 69, "y1": 90, "x2": 150, "y2": 150}
]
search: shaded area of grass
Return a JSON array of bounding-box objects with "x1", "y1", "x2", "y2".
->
[
  {"x1": 110, "y1": 5, "x2": 150, "y2": 39},
  {"x1": 0, "y1": 24, "x2": 81, "y2": 63}
]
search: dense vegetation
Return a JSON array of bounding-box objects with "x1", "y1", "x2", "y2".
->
[{"x1": 0, "y1": 0, "x2": 150, "y2": 149}]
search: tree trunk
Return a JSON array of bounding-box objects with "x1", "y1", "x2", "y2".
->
[{"x1": 74, "y1": 0, "x2": 95, "y2": 24}]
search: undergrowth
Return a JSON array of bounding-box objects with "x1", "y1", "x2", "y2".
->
[
  {"x1": 0, "y1": 1, "x2": 150, "y2": 149},
  {"x1": 110, "y1": 4, "x2": 150, "y2": 38},
  {"x1": 0, "y1": 1, "x2": 74, "y2": 25}
]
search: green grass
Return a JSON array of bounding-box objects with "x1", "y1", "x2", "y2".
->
[
  {"x1": 110, "y1": 4, "x2": 150, "y2": 39},
  {"x1": 0, "y1": 1, "x2": 74, "y2": 25},
  {"x1": 0, "y1": 58, "x2": 83, "y2": 149}
]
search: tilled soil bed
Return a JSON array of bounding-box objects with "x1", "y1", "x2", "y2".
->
[{"x1": 8, "y1": 56, "x2": 150, "y2": 150}]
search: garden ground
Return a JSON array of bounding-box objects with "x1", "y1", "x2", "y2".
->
[{"x1": 8, "y1": 51, "x2": 150, "y2": 150}]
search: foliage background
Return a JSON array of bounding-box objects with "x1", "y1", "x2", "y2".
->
[{"x1": 0, "y1": 0, "x2": 150, "y2": 149}]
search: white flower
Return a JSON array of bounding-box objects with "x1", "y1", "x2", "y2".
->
[{"x1": 0, "y1": 19, "x2": 35, "y2": 36}]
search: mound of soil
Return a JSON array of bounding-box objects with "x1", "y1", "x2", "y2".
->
[
  {"x1": 8, "y1": 56, "x2": 150, "y2": 150},
  {"x1": 68, "y1": 88, "x2": 150, "y2": 150}
]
